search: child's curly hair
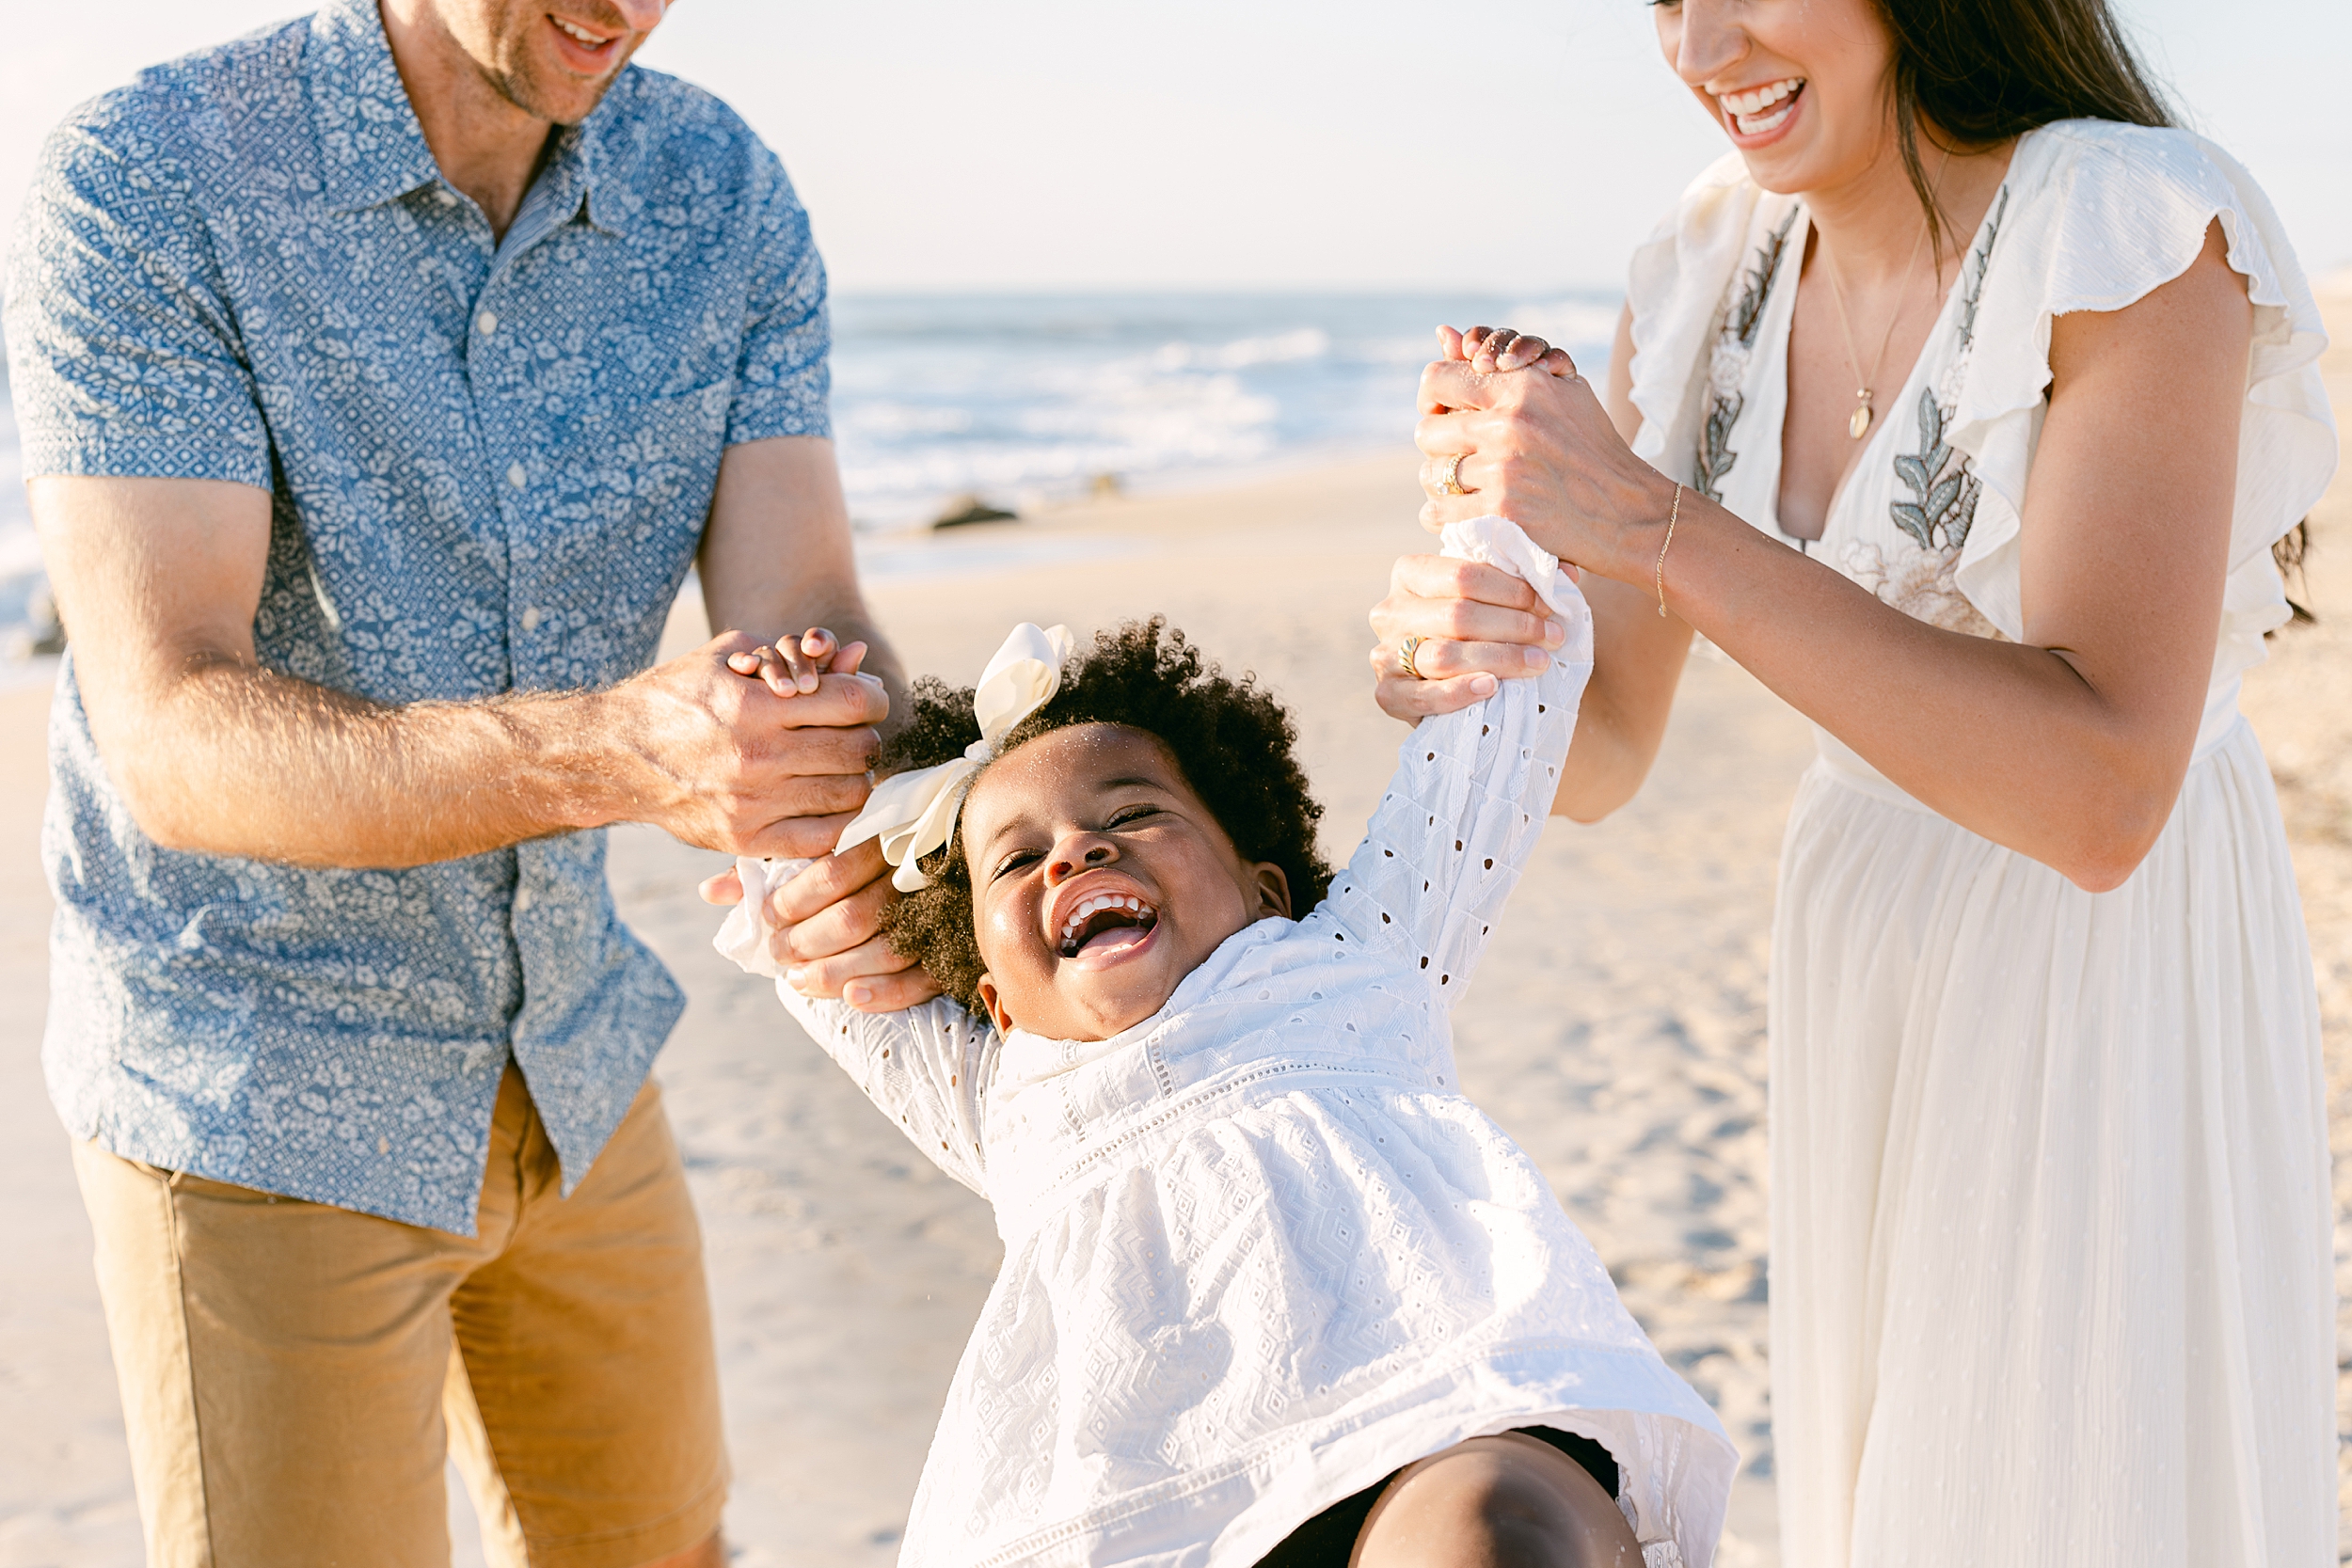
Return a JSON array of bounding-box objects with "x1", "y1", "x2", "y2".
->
[{"x1": 877, "y1": 618, "x2": 1333, "y2": 1014}]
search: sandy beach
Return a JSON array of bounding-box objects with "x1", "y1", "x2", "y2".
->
[{"x1": 2, "y1": 282, "x2": 2346, "y2": 1567}]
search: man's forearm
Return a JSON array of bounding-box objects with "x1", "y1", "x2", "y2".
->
[
  {"x1": 40, "y1": 459, "x2": 895, "y2": 871},
  {"x1": 33, "y1": 473, "x2": 633, "y2": 869},
  {"x1": 104, "y1": 633, "x2": 882, "y2": 869},
  {"x1": 117, "y1": 656, "x2": 640, "y2": 867}
]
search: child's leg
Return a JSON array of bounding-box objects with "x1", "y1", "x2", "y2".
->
[{"x1": 1351, "y1": 1433, "x2": 1641, "y2": 1568}]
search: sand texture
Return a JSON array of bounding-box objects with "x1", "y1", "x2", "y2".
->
[
  {"x1": 2, "y1": 287, "x2": 2347, "y2": 1565},
  {"x1": 2242, "y1": 275, "x2": 2352, "y2": 1542}
]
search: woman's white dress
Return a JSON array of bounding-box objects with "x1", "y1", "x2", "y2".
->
[
  {"x1": 719, "y1": 520, "x2": 1737, "y2": 1567},
  {"x1": 1625, "y1": 120, "x2": 2339, "y2": 1567}
]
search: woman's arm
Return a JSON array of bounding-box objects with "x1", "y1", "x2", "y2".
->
[
  {"x1": 1373, "y1": 306, "x2": 1695, "y2": 822},
  {"x1": 1571, "y1": 308, "x2": 1701, "y2": 820},
  {"x1": 1418, "y1": 222, "x2": 2250, "y2": 892}
]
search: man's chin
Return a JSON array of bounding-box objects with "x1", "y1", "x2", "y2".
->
[{"x1": 495, "y1": 58, "x2": 624, "y2": 127}]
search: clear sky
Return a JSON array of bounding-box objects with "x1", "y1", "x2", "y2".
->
[{"x1": 2, "y1": 1, "x2": 2344, "y2": 294}]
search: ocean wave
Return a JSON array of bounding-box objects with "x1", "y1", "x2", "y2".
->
[
  {"x1": 828, "y1": 291, "x2": 1620, "y2": 526},
  {"x1": 1150, "y1": 326, "x2": 1331, "y2": 372},
  {"x1": 0, "y1": 293, "x2": 1626, "y2": 633}
]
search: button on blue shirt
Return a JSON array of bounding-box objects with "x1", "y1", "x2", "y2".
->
[{"x1": 3, "y1": 1, "x2": 830, "y2": 1232}]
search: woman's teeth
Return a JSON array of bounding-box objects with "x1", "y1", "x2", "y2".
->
[{"x1": 1723, "y1": 77, "x2": 1803, "y2": 135}]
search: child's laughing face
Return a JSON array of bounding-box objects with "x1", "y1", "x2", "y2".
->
[{"x1": 960, "y1": 724, "x2": 1291, "y2": 1041}]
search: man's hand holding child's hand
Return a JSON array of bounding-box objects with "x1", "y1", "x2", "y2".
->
[{"x1": 700, "y1": 626, "x2": 946, "y2": 1015}]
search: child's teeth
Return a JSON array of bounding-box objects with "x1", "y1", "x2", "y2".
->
[{"x1": 1058, "y1": 893, "x2": 1158, "y2": 952}]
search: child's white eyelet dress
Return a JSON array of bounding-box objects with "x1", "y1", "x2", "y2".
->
[{"x1": 721, "y1": 519, "x2": 1737, "y2": 1568}]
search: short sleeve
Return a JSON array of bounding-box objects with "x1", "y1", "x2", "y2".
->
[
  {"x1": 723, "y1": 146, "x2": 832, "y2": 447},
  {"x1": 2, "y1": 102, "x2": 270, "y2": 488},
  {"x1": 1948, "y1": 121, "x2": 2338, "y2": 644},
  {"x1": 1624, "y1": 151, "x2": 1768, "y2": 482}
]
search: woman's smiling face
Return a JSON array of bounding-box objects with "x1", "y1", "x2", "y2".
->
[
  {"x1": 959, "y1": 724, "x2": 1291, "y2": 1042},
  {"x1": 1653, "y1": 0, "x2": 1899, "y2": 196}
]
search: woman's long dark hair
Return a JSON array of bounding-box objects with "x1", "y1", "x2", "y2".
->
[
  {"x1": 1875, "y1": 0, "x2": 2170, "y2": 257},
  {"x1": 1872, "y1": 0, "x2": 2312, "y2": 623}
]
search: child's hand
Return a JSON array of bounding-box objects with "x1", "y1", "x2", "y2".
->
[
  {"x1": 697, "y1": 844, "x2": 946, "y2": 1013},
  {"x1": 1438, "y1": 324, "x2": 1576, "y2": 376},
  {"x1": 727, "y1": 626, "x2": 870, "y2": 696}
]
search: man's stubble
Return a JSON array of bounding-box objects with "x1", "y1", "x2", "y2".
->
[{"x1": 436, "y1": 0, "x2": 657, "y2": 127}]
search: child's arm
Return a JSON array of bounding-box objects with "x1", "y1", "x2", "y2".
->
[
  {"x1": 1317, "y1": 518, "x2": 1594, "y2": 1000},
  {"x1": 715, "y1": 857, "x2": 996, "y2": 1196}
]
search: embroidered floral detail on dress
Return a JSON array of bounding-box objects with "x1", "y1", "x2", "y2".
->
[
  {"x1": 1861, "y1": 187, "x2": 2012, "y2": 634},
  {"x1": 1889, "y1": 388, "x2": 1980, "y2": 550},
  {"x1": 1887, "y1": 187, "x2": 2008, "y2": 555},
  {"x1": 1694, "y1": 208, "x2": 1800, "y2": 502},
  {"x1": 1839, "y1": 541, "x2": 2005, "y2": 640}
]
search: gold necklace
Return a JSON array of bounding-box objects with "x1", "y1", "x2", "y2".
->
[{"x1": 1821, "y1": 214, "x2": 1929, "y2": 441}]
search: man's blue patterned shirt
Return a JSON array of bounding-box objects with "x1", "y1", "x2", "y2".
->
[{"x1": 3, "y1": 1, "x2": 830, "y2": 1232}]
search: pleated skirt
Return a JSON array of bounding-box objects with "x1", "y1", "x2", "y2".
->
[{"x1": 1769, "y1": 718, "x2": 2336, "y2": 1567}]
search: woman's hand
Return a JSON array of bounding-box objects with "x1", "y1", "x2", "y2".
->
[
  {"x1": 697, "y1": 838, "x2": 945, "y2": 1013},
  {"x1": 1366, "y1": 325, "x2": 1590, "y2": 724},
  {"x1": 1368, "y1": 310, "x2": 1696, "y2": 820},
  {"x1": 1415, "y1": 333, "x2": 1677, "y2": 581},
  {"x1": 1368, "y1": 555, "x2": 1568, "y2": 722}
]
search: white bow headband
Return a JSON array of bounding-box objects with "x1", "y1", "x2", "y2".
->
[{"x1": 835, "y1": 622, "x2": 1076, "y2": 892}]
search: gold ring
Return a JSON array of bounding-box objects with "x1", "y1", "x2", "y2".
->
[
  {"x1": 1397, "y1": 634, "x2": 1426, "y2": 680},
  {"x1": 1438, "y1": 454, "x2": 1468, "y2": 496}
]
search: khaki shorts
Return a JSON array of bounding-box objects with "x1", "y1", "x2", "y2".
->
[{"x1": 73, "y1": 1067, "x2": 728, "y2": 1568}]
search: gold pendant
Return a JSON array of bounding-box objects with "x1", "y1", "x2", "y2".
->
[{"x1": 1849, "y1": 392, "x2": 1873, "y2": 441}]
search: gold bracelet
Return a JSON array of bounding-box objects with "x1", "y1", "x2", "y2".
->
[{"x1": 1654, "y1": 483, "x2": 1683, "y2": 619}]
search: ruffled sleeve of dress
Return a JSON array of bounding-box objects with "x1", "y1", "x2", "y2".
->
[
  {"x1": 1947, "y1": 119, "x2": 2338, "y2": 649},
  {"x1": 1625, "y1": 152, "x2": 1769, "y2": 479},
  {"x1": 1320, "y1": 517, "x2": 1593, "y2": 997},
  {"x1": 715, "y1": 857, "x2": 997, "y2": 1197}
]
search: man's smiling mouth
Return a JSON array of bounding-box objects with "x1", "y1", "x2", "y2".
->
[
  {"x1": 1057, "y1": 894, "x2": 1159, "y2": 958},
  {"x1": 550, "y1": 15, "x2": 621, "y2": 53}
]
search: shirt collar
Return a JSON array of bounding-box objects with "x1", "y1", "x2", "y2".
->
[
  {"x1": 306, "y1": 0, "x2": 637, "y2": 234},
  {"x1": 307, "y1": 0, "x2": 441, "y2": 214},
  {"x1": 543, "y1": 98, "x2": 635, "y2": 238}
]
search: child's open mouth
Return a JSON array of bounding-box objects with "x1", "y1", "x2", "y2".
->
[{"x1": 1057, "y1": 894, "x2": 1160, "y2": 959}]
